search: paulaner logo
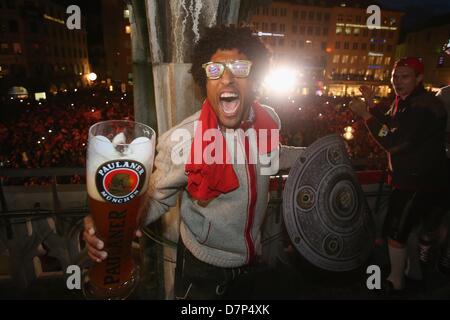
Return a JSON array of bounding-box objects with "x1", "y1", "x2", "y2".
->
[
  {"x1": 95, "y1": 160, "x2": 146, "y2": 204},
  {"x1": 170, "y1": 121, "x2": 280, "y2": 175}
]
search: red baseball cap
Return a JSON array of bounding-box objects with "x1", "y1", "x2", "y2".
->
[{"x1": 393, "y1": 57, "x2": 424, "y2": 75}]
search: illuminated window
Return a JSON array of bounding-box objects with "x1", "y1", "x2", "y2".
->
[
  {"x1": 333, "y1": 55, "x2": 340, "y2": 63},
  {"x1": 384, "y1": 57, "x2": 391, "y2": 65},
  {"x1": 350, "y1": 56, "x2": 358, "y2": 64},
  {"x1": 342, "y1": 55, "x2": 349, "y2": 63},
  {"x1": 124, "y1": 10, "x2": 130, "y2": 19},
  {"x1": 125, "y1": 25, "x2": 131, "y2": 34},
  {"x1": 376, "y1": 56, "x2": 383, "y2": 65},
  {"x1": 374, "y1": 69, "x2": 383, "y2": 80},
  {"x1": 336, "y1": 26, "x2": 342, "y2": 35},
  {"x1": 354, "y1": 28, "x2": 360, "y2": 36},
  {"x1": 368, "y1": 56, "x2": 374, "y2": 64},
  {"x1": 345, "y1": 28, "x2": 351, "y2": 35}
]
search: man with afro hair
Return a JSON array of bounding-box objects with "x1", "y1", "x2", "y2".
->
[{"x1": 84, "y1": 25, "x2": 303, "y2": 299}]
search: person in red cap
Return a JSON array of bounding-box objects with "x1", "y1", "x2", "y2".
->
[{"x1": 350, "y1": 57, "x2": 448, "y2": 294}]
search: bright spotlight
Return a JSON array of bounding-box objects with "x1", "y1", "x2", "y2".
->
[
  {"x1": 343, "y1": 132, "x2": 354, "y2": 140},
  {"x1": 264, "y1": 67, "x2": 298, "y2": 94},
  {"x1": 87, "y1": 73, "x2": 98, "y2": 81},
  {"x1": 344, "y1": 126, "x2": 355, "y2": 133}
]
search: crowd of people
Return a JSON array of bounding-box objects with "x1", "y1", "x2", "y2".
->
[
  {"x1": 273, "y1": 94, "x2": 388, "y2": 170},
  {"x1": 0, "y1": 88, "x2": 133, "y2": 185},
  {"x1": 0, "y1": 87, "x2": 389, "y2": 185}
]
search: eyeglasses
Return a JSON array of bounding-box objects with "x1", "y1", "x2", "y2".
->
[{"x1": 202, "y1": 60, "x2": 252, "y2": 80}]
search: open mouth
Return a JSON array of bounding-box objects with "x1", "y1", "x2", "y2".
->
[{"x1": 219, "y1": 92, "x2": 240, "y2": 116}]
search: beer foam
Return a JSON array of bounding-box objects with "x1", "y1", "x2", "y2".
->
[
  {"x1": 89, "y1": 135, "x2": 119, "y2": 160},
  {"x1": 112, "y1": 132, "x2": 126, "y2": 146},
  {"x1": 129, "y1": 137, "x2": 153, "y2": 165}
]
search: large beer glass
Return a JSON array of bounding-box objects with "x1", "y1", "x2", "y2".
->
[{"x1": 84, "y1": 120, "x2": 155, "y2": 299}]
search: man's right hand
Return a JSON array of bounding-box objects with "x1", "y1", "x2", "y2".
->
[
  {"x1": 83, "y1": 215, "x2": 107, "y2": 263},
  {"x1": 83, "y1": 215, "x2": 144, "y2": 263}
]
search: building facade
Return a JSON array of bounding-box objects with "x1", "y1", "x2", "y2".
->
[
  {"x1": 396, "y1": 15, "x2": 450, "y2": 89},
  {"x1": 251, "y1": 2, "x2": 331, "y2": 95},
  {"x1": 325, "y1": 4, "x2": 403, "y2": 96},
  {"x1": 0, "y1": 0, "x2": 90, "y2": 94},
  {"x1": 100, "y1": 0, "x2": 132, "y2": 88},
  {"x1": 250, "y1": 1, "x2": 404, "y2": 97}
]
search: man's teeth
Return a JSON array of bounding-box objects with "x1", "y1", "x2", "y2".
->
[{"x1": 220, "y1": 92, "x2": 239, "y2": 98}]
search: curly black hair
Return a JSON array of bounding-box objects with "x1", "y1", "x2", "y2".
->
[{"x1": 190, "y1": 25, "x2": 271, "y2": 97}]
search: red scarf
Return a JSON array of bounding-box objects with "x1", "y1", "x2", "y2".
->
[{"x1": 185, "y1": 99, "x2": 278, "y2": 201}]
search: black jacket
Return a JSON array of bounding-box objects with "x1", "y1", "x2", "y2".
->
[{"x1": 366, "y1": 87, "x2": 448, "y2": 191}]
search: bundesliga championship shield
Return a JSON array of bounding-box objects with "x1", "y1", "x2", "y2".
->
[{"x1": 283, "y1": 134, "x2": 374, "y2": 272}]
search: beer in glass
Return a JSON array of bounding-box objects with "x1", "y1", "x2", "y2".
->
[{"x1": 84, "y1": 120, "x2": 155, "y2": 299}]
